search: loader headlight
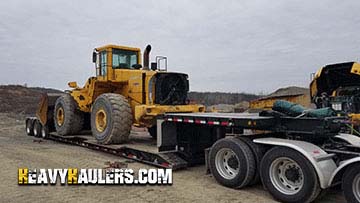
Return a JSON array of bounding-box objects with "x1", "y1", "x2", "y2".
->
[{"x1": 332, "y1": 103, "x2": 342, "y2": 111}]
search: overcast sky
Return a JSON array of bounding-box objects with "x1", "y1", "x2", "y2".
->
[{"x1": 1, "y1": 0, "x2": 360, "y2": 94}]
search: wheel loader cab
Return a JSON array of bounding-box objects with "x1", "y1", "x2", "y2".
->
[{"x1": 92, "y1": 45, "x2": 143, "y2": 81}]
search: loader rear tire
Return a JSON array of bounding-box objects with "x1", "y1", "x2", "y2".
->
[
  {"x1": 54, "y1": 94, "x2": 84, "y2": 135},
  {"x1": 91, "y1": 93, "x2": 132, "y2": 144}
]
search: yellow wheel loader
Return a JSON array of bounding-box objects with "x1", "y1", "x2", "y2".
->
[{"x1": 37, "y1": 44, "x2": 204, "y2": 144}]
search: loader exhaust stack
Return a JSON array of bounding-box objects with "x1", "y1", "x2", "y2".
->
[{"x1": 143, "y1": 45, "x2": 151, "y2": 70}]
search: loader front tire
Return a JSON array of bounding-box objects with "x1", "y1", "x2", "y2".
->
[
  {"x1": 91, "y1": 93, "x2": 132, "y2": 144},
  {"x1": 54, "y1": 94, "x2": 84, "y2": 135}
]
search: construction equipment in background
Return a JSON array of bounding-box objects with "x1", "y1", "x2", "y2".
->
[
  {"x1": 249, "y1": 86, "x2": 311, "y2": 111},
  {"x1": 31, "y1": 44, "x2": 204, "y2": 144},
  {"x1": 310, "y1": 62, "x2": 360, "y2": 133}
]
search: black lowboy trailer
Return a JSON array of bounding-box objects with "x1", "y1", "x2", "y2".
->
[{"x1": 26, "y1": 111, "x2": 360, "y2": 203}]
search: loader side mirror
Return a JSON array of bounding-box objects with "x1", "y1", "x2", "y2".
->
[
  {"x1": 68, "y1": 81, "x2": 78, "y2": 88},
  {"x1": 92, "y1": 51, "x2": 97, "y2": 63},
  {"x1": 151, "y1": 62, "x2": 157, "y2": 71}
]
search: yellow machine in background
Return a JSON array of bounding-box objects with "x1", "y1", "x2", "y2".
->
[
  {"x1": 249, "y1": 87, "x2": 311, "y2": 111},
  {"x1": 310, "y1": 62, "x2": 360, "y2": 132},
  {"x1": 38, "y1": 44, "x2": 204, "y2": 144}
]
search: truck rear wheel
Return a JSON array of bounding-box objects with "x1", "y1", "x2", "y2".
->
[
  {"x1": 343, "y1": 164, "x2": 360, "y2": 203},
  {"x1": 260, "y1": 147, "x2": 321, "y2": 203},
  {"x1": 91, "y1": 93, "x2": 132, "y2": 144},
  {"x1": 209, "y1": 137, "x2": 256, "y2": 188},
  {"x1": 54, "y1": 94, "x2": 84, "y2": 135}
]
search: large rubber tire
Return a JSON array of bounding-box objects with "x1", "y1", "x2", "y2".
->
[
  {"x1": 260, "y1": 147, "x2": 321, "y2": 203},
  {"x1": 91, "y1": 93, "x2": 132, "y2": 144},
  {"x1": 209, "y1": 137, "x2": 256, "y2": 189},
  {"x1": 236, "y1": 136, "x2": 266, "y2": 186},
  {"x1": 33, "y1": 120, "x2": 42, "y2": 138},
  {"x1": 148, "y1": 126, "x2": 157, "y2": 139},
  {"x1": 342, "y1": 164, "x2": 360, "y2": 203},
  {"x1": 26, "y1": 119, "x2": 34, "y2": 136},
  {"x1": 54, "y1": 94, "x2": 84, "y2": 135}
]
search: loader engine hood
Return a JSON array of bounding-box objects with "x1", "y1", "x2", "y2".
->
[
  {"x1": 154, "y1": 72, "x2": 189, "y2": 105},
  {"x1": 310, "y1": 62, "x2": 360, "y2": 101}
]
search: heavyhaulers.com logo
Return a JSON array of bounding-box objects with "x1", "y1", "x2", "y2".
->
[{"x1": 18, "y1": 168, "x2": 172, "y2": 185}]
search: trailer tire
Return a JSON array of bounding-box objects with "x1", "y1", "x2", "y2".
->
[
  {"x1": 54, "y1": 94, "x2": 84, "y2": 135},
  {"x1": 33, "y1": 120, "x2": 42, "y2": 138},
  {"x1": 91, "y1": 93, "x2": 132, "y2": 144},
  {"x1": 209, "y1": 137, "x2": 256, "y2": 188},
  {"x1": 26, "y1": 119, "x2": 34, "y2": 136},
  {"x1": 148, "y1": 126, "x2": 157, "y2": 139},
  {"x1": 342, "y1": 164, "x2": 360, "y2": 203},
  {"x1": 41, "y1": 124, "x2": 49, "y2": 139},
  {"x1": 236, "y1": 136, "x2": 266, "y2": 185},
  {"x1": 260, "y1": 147, "x2": 321, "y2": 203}
]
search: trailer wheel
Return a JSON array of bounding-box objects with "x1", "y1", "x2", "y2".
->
[
  {"x1": 148, "y1": 126, "x2": 157, "y2": 139},
  {"x1": 26, "y1": 119, "x2": 34, "y2": 136},
  {"x1": 260, "y1": 147, "x2": 321, "y2": 203},
  {"x1": 33, "y1": 120, "x2": 42, "y2": 138},
  {"x1": 54, "y1": 94, "x2": 84, "y2": 135},
  {"x1": 209, "y1": 137, "x2": 256, "y2": 188},
  {"x1": 41, "y1": 124, "x2": 49, "y2": 139},
  {"x1": 343, "y1": 164, "x2": 360, "y2": 203},
  {"x1": 236, "y1": 136, "x2": 266, "y2": 185},
  {"x1": 91, "y1": 93, "x2": 132, "y2": 144}
]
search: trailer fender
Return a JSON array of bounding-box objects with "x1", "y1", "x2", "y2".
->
[
  {"x1": 328, "y1": 157, "x2": 360, "y2": 187},
  {"x1": 334, "y1": 133, "x2": 360, "y2": 147},
  {"x1": 253, "y1": 137, "x2": 337, "y2": 189}
]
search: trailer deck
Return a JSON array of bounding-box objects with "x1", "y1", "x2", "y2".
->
[{"x1": 45, "y1": 130, "x2": 187, "y2": 170}]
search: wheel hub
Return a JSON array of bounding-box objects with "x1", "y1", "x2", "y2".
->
[
  {"x1": 56, "y1": 107, "x2": 64, "y2": 126},
  {"x1": 215, "y1": 148, "x2": 240, "y2": 179},
  {"x1": 285, "y1": 165, "x2": 301, "y2": 183},
  {"x1": 269, "y1": 157, "x2": 304, "y2": 195},
  {"x1": 228, "y1": 156, "x2": 239, "y2": 170},
  {"x1": 95, "y1": 109, "x2": 107, "y2": 132}
]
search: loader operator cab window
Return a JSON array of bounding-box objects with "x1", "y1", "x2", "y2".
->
[
  {"x1": 112, "y1": 49, "x2": 138, "y2": 70},
  {"x1": 99, "y1": 51, "x2": 107, "y2": 76}
]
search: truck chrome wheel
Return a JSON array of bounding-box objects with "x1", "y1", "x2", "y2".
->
[
  {"x1": 269, "y1": 157, "x2": 304, "y2": 195},
  {"x1": 215, "y1": 148, "x2": 240, "y2": 179},
  {"x1": 353, "y1": 173, "x2": 360, "y2": 202}
]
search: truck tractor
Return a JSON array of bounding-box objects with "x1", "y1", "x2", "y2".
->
[{"x1": 31, "y1": 44, "x2": 205, "y2": 144}]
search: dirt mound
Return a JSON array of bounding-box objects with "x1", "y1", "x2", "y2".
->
[
  {"x1": 0, "y1": 85, "x2": 62, "y2": 115},
  {"x1": 266, "y1": 86, "x2": 309, "y2": 98}
]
